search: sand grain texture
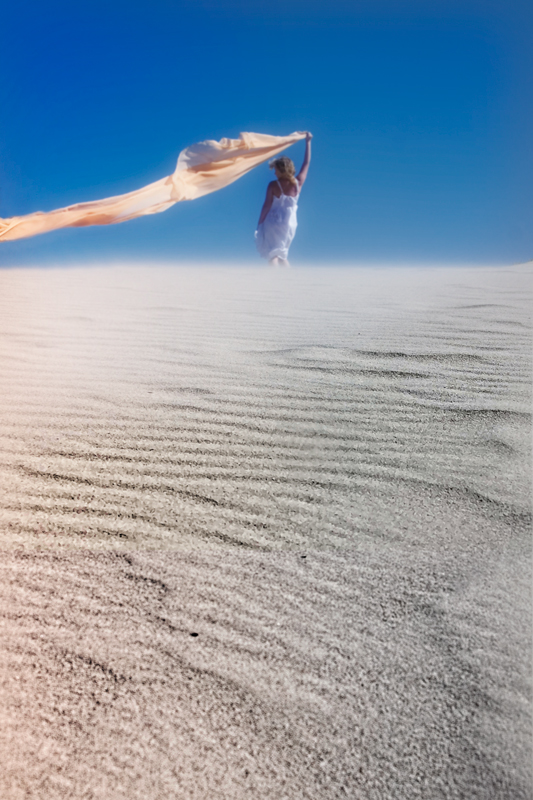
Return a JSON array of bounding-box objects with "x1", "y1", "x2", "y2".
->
[{"x1": 0, "y1": 265, "x2": 531, "y2": 799}]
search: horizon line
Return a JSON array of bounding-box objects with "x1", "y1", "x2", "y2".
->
[{"x1": 1, "y1": 258, "x2": 532, "y2": 271}]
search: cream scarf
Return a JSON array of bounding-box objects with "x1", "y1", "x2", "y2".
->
[{"x1": 0, "y1": 131, "x2": 305, "y2": 242}]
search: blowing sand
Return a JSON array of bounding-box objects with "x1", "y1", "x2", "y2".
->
[{"x1": 0, "y1": 263, "x2": 531, "y2": 799}]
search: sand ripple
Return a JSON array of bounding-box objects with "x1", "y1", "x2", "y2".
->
[{"x1": 0, "y1": 265, "x2": 531, "y2": 798}]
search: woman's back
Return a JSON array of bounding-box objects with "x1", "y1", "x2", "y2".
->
[{"x1": 271, "y1": 177, "x2": 300, "y2": 199}]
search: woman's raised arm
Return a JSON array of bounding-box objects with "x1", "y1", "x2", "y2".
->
[{"x1": 296, "y1": 132, "x2": 312, "y2": 187}]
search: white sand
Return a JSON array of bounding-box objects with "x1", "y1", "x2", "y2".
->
[{"x1": 0, "y1": 264, "x2": 531, "y2": 799}]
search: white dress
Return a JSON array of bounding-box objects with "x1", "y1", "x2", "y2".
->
[{"x1": 255, "y1": 180, "x2": 299, "y2": 261}]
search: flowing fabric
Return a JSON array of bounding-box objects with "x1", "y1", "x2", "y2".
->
[{"x1": 0, "y1": 131, "x2": 306, "y2": 242}]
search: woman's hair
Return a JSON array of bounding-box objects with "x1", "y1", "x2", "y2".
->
[{"x1": 269, "y1": 156, "x2": 297, "y2": 185}]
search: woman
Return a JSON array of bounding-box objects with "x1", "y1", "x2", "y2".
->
[{"x1": 255, "y1": 131, "x2": 312, "y2": 266}]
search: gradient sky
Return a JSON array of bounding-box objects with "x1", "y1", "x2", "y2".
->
[{"x1": 0, "y1": 0, "x2": 531, "y2": 266}]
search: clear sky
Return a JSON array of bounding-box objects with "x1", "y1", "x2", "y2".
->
[{"x1": 0, "y1": 0, "x2": 531, "y2": 266}]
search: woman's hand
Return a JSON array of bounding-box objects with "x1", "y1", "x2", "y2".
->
[{"x1": 305, "y1": 131, "x2": 313, "y2": 141}]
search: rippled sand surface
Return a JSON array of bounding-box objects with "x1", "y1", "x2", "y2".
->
[{"x1": 0, "y1": 264, "x2": 531, "y2": 799}]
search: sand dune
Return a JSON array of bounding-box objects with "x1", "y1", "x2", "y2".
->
[{"x1": 0, "y1": 264, "x2": 531, "y2": 799}]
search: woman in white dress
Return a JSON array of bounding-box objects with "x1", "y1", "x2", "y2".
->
[{"x1": 255, "y1": 131, "x2": 312, "y2": 266}]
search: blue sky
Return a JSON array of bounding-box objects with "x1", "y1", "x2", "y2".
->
[{"x1": 0, "y1": 0, "x2": 531, "y2": 266}]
